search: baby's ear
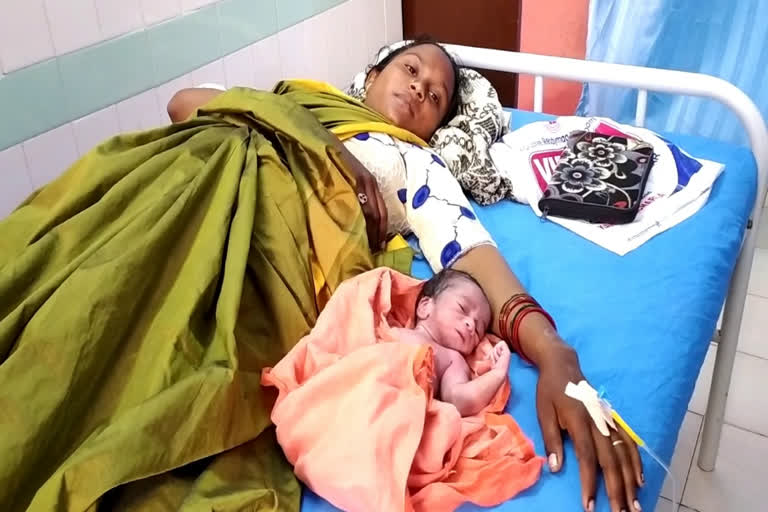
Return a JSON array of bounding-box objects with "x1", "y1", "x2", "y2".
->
[{"x1": 416, "y1": 296, "x2": 434, "y2": 321}]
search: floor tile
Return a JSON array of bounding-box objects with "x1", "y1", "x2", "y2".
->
[
  {"x1": 683, "y1": 423, "x2": 768, "y2": 511},
  {"x1": 737, "y1": 294, "x2": 768, "y2": 359},
  {"x1": 756, "y1": 207, "x2": 768, "y2": 250},
  {"x1": 661, "y1": 412, "x2": 702, "y2": 501},
  {"x1": 654, "y1": 497, "x2": 697, "y2": 512},
  {"x1": 689, "y1": 345, "x2": 768, "y2": 437},
  {"x1": 747, "y1": 248, "x2": 768, "y2": 297}
]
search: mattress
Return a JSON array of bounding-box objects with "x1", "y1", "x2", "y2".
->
[{"x1": 301, "y1": 109, "x2": 757, "y2": 511}]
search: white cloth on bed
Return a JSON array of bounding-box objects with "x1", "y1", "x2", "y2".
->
[
  {"x1": 490, "y1": 116, "x2": 725, "y2": 255},
  {"x1": 343, "y1": 132, "x2": 494, "y2": 271}
]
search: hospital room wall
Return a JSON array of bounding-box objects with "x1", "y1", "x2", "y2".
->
[{"x1": 0, "y1": 0, "x2": 402, "y2": 217}]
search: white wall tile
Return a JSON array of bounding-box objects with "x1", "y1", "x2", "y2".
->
[
  {"x1": 141, "y1": 0, "x2": 182, "y2": 26},
  {"x1": 22, "y1": 124, "x2": 80, "y2": 188},
  {"x1": 181, "y1": 0, "x2": 218, "y2": 13},
  {"x1": 188, "y1": 60, "x2": 226, "y2": 89},
  {"x1": 155, "y1": 74, "x2": 194, "y2": 122},
  {"x1": 0, "y1": 0, "x2": 55, "y2": 72},
  {"x1": 358, "y1": 0, "x2": 386, "y2": 65},
  {"x1": 223, "y1": 46, "x2": 257, "y2": 89},
  {"x1": 45, "y1": 0, "x2": 102, "y2": 55},
  {"x1": 0, "y1": 146, "x2": 34, "y2": 218},
  {"x1": 384, "y1": 0, "x2": 403, "y2": 45},
  {"x1": 317, "y1": 3, "x2": 356, "y2": 90},
  {"x1": 94, "y1": 0, "x2": 144, "y2": 40},
  {"x1": 346, "y1": 0, "x2": 377, "y2": 75},
  {"x1": 72, "y1": 106, "x2": 121, "y2": 156},
  {"x1": 117, "y1": 90, "x2": 164, "y2": 132},
  {"x1": 251, "y1": 35, "x2": 282, "y2": 91},
  {"x1": 277, "y1": 17, "x2": 330, "y2": 83},
  {"x1": 276, "y1": 23, "x2": 307, "y2": 80}
]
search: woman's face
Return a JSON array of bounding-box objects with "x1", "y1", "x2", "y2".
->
[{"x1": 364, "y1": 44, "x2": 455, "y2": 141}]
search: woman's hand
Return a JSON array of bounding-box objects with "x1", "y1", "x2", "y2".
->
[
  {"x1": 536, "y1": 342, "x2": 644, "y2": 512},
  {"x1": 333, "y1": 141, "x2": 389, "y2": 252},
  {"x1": 354, "y1": 165, "x2": 389, "y2": 252}
]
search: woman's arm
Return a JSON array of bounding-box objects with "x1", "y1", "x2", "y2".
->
[
  {"x1": 167, "y1": 88, "x2": 224, "y2": 122},
  {"x1": 452, "y1": 245, "x2": 560, "y2": 363},
  {"x1": 452, "y1": 244, "x2": 643, "y2": 512}
]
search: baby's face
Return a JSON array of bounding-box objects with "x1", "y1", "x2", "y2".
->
[{"x1": 421, "y1": 279, "x2": 492, "y2": 355}]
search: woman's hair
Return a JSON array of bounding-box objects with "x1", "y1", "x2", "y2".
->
[{"x1": 367, "y1": 36, "x2": 463, "y2": 128}]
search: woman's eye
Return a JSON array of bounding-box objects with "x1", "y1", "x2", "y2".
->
[
  {"x1": 405, "y1": 64, "x2": 416, "y2": 75},
  {"x1": 429, "y1": 92, "x2": 439, "y2": 103}
]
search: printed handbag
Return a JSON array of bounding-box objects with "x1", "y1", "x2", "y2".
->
[{"x1": 538, "y1": 130, "x2": 655, "y2": 224}]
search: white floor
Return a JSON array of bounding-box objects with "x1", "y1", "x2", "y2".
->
[{"x1": 654, "y1": 208, "x2": 768, "y2": 512}]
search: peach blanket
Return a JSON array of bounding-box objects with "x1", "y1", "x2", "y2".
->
[{"x1": 262, "y1": 268, "x2": 543, "y2": 511}]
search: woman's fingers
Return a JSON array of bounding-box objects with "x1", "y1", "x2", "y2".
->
[
  {"x1": 593, "y1": 427, "x2": 628, "y2": 512},
  {"x1": 617, "y1": 426, "x2": 644, "y2": 487},
  {"x1": 374, "y1": 181, "x2": 388, "y2": 250},
  {"x1": 569, "y1": 417, "x2": 598, "y2": 512},
  {"x1": 363, "y1": 201, "x2": 380, "y2": 252},
  {"x1": 536, "y1": 390, "x2": 564, "y2": 474},
  {"x1": 612, "y1": 436, "x2": 641, "y2": 511},
  {"x1": 361, "y1": 174, "x2": 387, "y2": 251}
]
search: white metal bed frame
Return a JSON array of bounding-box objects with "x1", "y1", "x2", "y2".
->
[{"x1": 446, "y1": 44, "x2": 768, "y2": 472}]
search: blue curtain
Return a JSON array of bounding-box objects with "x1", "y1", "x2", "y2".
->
[{"x1": 576, "y1": 0, "x2": 768, "y2": 146}]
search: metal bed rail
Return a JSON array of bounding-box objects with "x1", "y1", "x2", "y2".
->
[{"x1": 445, "y1": 44, "x2": 768, "y2": 472}]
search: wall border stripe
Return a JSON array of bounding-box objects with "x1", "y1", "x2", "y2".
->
[{"x1": 0, "y1": 0, "x2": 345, "y2": 151}]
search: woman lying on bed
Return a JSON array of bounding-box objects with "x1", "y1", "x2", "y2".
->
[
  {"x1": 168, "y1": 39, "x2": 642, "y2": 512},
  {"x1": 0, "y1": 40, "x2": 638, "y2": 512}
]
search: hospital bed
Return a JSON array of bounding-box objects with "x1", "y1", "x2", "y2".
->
[{"x1": 301, "y1": 45, "x2": 768, "y2": 511}]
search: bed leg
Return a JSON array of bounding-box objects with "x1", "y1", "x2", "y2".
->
[{"x1": 697, "y1": 228, "x2": 755, "y2": 471}]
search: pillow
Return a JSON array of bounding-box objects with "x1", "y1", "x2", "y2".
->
[{"x1": 347, "y1": 42, "x2": 515, "y2": 205}]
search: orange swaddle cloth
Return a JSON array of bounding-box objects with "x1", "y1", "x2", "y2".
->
[{"x1": 262, "y1": 268, "x2": 544, "y2": 512}]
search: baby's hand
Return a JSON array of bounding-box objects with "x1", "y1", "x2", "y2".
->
[{"x1": 489, "y1": 342, "x2": 511, "y2": 372}]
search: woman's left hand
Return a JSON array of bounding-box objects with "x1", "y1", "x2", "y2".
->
[
  {"x1": 536, "y1": 342, "x2": 644, "y2": 512},
  {"x1": 333, "y1": 138, "x2": 389, "y2": 251}
]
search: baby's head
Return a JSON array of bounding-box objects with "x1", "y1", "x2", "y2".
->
[
  {"x1": 363, "y1": 37, "x2": 462, "y2": 141},
  {"x1": 415, "y1": 269, "x2": 491, "y2": 355}
]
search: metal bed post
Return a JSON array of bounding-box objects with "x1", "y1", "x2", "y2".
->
[{"x1": 445, "y1": 44, "x2": 768, "y2": 471}]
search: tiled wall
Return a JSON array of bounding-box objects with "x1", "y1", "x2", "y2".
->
[{"x1": 0, "y1": 0, "x2": 403, "y2": 217}]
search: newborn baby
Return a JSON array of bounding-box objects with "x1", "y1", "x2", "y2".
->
[{"x1": 393, "y1": 269, "x2": 511, "y2": 417}]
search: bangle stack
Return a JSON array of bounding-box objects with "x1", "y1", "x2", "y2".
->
[{"x1": 499, "y1": 293, "x2": 556, "y2": 364}]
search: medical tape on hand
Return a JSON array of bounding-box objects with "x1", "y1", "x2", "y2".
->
[{"x1": 564, "y1": 380, "x2": 616, "y2": 436}]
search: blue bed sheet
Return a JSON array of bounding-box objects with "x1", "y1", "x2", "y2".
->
[{"x1": 301, "y1": 110, "x2": 757, "y2": 511}]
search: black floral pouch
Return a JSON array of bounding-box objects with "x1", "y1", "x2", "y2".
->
[{"x1": 538, "y1": 130, "x2": 655, "y2": 224}]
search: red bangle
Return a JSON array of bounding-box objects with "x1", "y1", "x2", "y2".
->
[
  {"x1": 511, "y1": 306, "x2": 557, "y2": 364},
  {"x1": 499, "y1": 294, "x2": 540, "y2": 348}
]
